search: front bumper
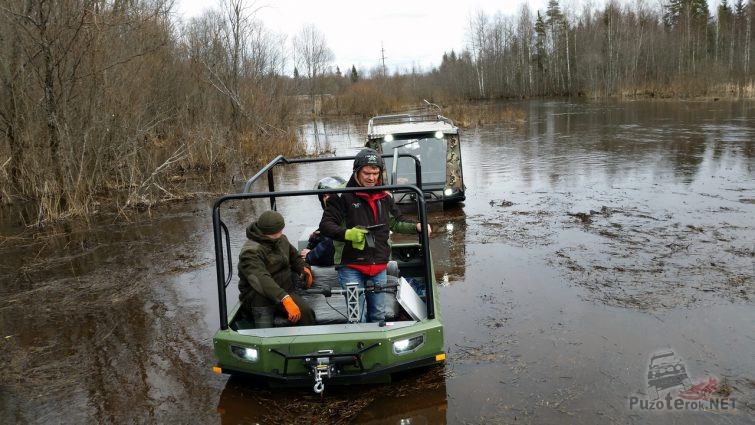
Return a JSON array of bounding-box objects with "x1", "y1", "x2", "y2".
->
[{"x1": 214, "y1": 352, "x2": 445, "y2": 386}]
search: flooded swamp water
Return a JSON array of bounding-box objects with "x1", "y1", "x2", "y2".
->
[{"x1": 1, "y1": 100, "x2": 753, "y2": 424}]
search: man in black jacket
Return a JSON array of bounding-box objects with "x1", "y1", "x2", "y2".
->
[{"x1": 319, "y1": 148, "x2": 431, "y2": 322}]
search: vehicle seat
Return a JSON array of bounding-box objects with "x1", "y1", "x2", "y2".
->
[
  {"x1": 300, "y1": 266, "x2": 348, "y2": 325},
  {"x1": 387, "y1": 260, "x2": 399, "y2": 278},
  {"x1": 384, "y1": 261, "x2": 402, "y2": 320}
]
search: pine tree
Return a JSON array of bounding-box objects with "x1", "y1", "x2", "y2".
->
[
  {"x1": 734, "y1": 0, "x2": 745, "y2": 15},
  {"x1": 662, "y1": 0, "x2": 712, "y2": 75},
  {"x1": 534, "y1": 10, "x2": 548, "y2": 92},
  {"x1": 717, "y1": 0, "x2": 733, "y2": 63},
  {"x1": 535, "y1": 12, "x2": 547, "y2": 65},
  {"x1": 664, "y1": 0, "x2": 710, "y2": 27},
  {"x1": 546, "y1": 0, "x2": 563, "y2": 25},
  {"x1": 350, "y1": 65, "x2": 359, "y2": 83},
  {"x1": 546, "y1": 0, "x2": 567, "y2": 93}
]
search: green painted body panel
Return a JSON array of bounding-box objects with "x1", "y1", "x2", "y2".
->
[
  {"x1": 213, "y1": 319, "x2": 443, "y2": 378},
  {"x1": 212, "y1": 269, "x2": 444, "y2": 381}
]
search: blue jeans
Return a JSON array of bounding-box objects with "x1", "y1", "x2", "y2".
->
[{"x1": 337, "y1": 267, "x2": 388, "y2": 323}]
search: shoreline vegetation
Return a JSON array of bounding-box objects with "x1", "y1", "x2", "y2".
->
[{"x1": 1, "y1": 0, "x2": 753, "y2": 228}]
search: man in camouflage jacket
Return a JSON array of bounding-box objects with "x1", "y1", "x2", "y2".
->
[{"x1": 238, "y1": 210, "x2": 316, "y2": 327}]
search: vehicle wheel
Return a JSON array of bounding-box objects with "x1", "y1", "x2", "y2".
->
[
  {"x1": 647, "y1": 385, "x2": 659, "y2": 401},
  {"x1": 682, "y1": 378, "x2": 692, "y2": 391}
]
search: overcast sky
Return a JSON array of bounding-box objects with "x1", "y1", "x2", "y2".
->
[{"x1": 175, "y1": 0, "x2": 552, "y2": 75}]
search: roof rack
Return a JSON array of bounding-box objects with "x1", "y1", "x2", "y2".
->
[
  {"x1": 369, "y1": 113, "x2": 452, "y2": 126},
  {"x1": 367, "y1": 99, "x2": 454, "y2": 134}
]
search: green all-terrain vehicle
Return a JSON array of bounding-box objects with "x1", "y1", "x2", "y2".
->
[
  {"x1": 365, "y1": 101, "x2": 465, "y2": 208},
  {"x1": 210, "y1": 155, "x2": 445, "y2": 393}
]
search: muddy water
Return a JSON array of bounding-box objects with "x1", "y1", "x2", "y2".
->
[{"x1": 1, "y1": 100, "x2": 754, "y2": 424}]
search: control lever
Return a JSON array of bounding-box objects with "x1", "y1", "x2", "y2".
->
[{"x1": 356, "y1": 224, "x2": 384, "y2": 249}]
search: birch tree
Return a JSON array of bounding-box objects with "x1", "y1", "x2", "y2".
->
[
  {"x1": 293, "y1": 24, "x2": 334, "y2": 114},
  {"x1": 467, "y1": 10, "x2": 488, "y2": 97}
]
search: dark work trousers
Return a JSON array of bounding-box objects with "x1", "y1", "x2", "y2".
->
[{"x1": 246, "y1": 274, "x2": 316, "y2": 327}]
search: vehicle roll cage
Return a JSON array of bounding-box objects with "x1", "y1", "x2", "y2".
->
[
  {"x1": 213, "y1": 154, "x2": 433, "y2": 330},
  {"x1": 368, "y1": 113, "x2": 454, "y2": 128},
  {"x1": 367, "y1": 99, "x2": 453, "y2": 134}
]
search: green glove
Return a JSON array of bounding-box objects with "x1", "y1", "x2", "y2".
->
[{"x1": 344, "y1": 227, "x2": 369, "y2": 250}]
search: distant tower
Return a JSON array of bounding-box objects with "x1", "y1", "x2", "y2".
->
[{"x1": 380, "y1": 42, "x2": 387, "y2": 76}]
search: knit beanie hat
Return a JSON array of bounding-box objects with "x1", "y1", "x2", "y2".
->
[
  {"x1": 256, "y1": 210, "x2": 285, "y2": 234},
  {"x1": 353, "y1": 148, "x2": 384, "y2": 172}
]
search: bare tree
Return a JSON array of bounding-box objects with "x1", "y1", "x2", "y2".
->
[
  {"x1": 517, "y1": 3, "x2": 536, "y2": 96},
  {"x1": 191, "y1": 0, "x2": 258, "y2": 129},
  {"x1": 293, "y1": 24, "x2": 334, "y2": 114},
  {"x1": 467, "y1": 10, "x2": 489, "y2": 97}
]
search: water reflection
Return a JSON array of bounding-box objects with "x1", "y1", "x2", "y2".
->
[
  {"x1": 427, "y1": 206, "x2": 467, "y2": 284},
  {"x1": 472, "y1": 100, "x2": 754, "y2": 190},
  {"x1": 2, "y1": 99, "x2": 753, "y2": 423},
  {"x1": 216, "y1": 366, "x2": 447, "y2": 425},
  {"x1": 299, "y1": 118, "x2": 366, "y2": 155},
  {"x1": 0, "y1": 205, "x2": 221, "y2": 423}
]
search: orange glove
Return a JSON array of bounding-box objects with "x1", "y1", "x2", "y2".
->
[
  {"x1": 281, "y1": 295, "x2": 301, "y2": 323},
  {"x1": 301, "y1": 267, "x2": 313, "y2": 289}
]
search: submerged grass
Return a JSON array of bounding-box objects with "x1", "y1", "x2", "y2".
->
[{"x1": 1, "y1": 130, "x2": 306, "y2": 229}]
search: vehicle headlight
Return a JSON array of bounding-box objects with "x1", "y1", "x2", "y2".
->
[
  {"x1": 230, "y1": 345, "x2": 259, "y2": 362},
  {"x1": 384, "y1": 134, "x2": 394, "y2": 142},
  {"x1": 434, "y1": 131, "x2": 444, "y2": 139},
  {"x1": 444, "y1": 188, "x2": 454, "y2": 196},
  {"x1": 393, "y1": 334, "x2": 424, "y2": 355}
]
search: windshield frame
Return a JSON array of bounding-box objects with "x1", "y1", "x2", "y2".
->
[{"x1": 380, "y1": 133, "x2": 448, "y2": 186}]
